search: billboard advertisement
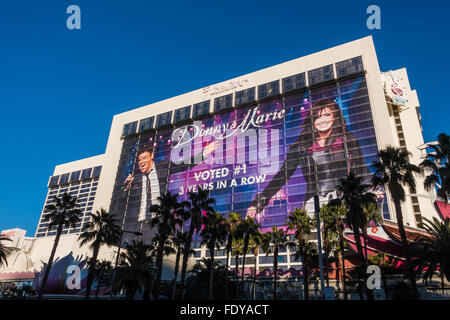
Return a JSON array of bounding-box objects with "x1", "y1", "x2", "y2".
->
[{"x1": 110, "y1": 75, "x2": 389, "y2": 240}]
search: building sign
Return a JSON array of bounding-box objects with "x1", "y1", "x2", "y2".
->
[
  {"x1": 202, "y1": 79, "x2": 248, "y2": 96},
  {"x1": 110, "y1": 75, "x2": 389, "y2": 240},
  {"x1": 381, "y1": 71, "x2": 408, "y2": 106}
]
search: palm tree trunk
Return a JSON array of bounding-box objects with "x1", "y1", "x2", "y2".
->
[
  {"x1": 363, "y1": 229, "x2": 370, "y2": 265},
  {"x1": 85, "y1": 241, "x2": 100, "y2": 299},
  {"x1": 241, "y1": 237, "x2": 249, "y2": 283},
  {"x1": 352, "y1": 225, "x2": 367, "y2": 300},
  {"x1": 180, "y1": 225, "x2": 194, "y2": 300},
  {"x1": 235, "y1": 253, "x2": 239, "y2": 299},
  {"x1": 273, "y1": 248, "x2": 278, "y2": 300},
  {"x1": 95, "y1": 271, "x2": 103, "y2": 298},
  {"x1": 324, "y1": 230, "x2": 330, "y2": 287},
  {"x1": 38, "y1": 223, "x2": 63, "y2": 299},
  {"x1": 302, "y1": 250, "x2": 309, "y2": 301},
  {"x1": 171, "y1": 246, "x2": 182, "y2": 300},
  {"x1": 339, "y1": 225, "x2": 348, "y2": 300},
  {"x1": 252, "y1": 251, "x2": 258, "y2": 300},
  {"x1": 393, "y1": 197, "x2": 418, "y2": 295},
  {"x1": 209, "y1": 242, "x2": 216, "y2": 300},
  {"x1": 153, "y1": 238, "x2": 165, "y2": 299},
  {"x1": 225, "y1": 246, "x2": 231, "y2": 299}
]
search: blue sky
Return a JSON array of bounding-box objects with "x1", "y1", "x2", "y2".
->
[{"x1": 0, "y1": 1, "x2": 449, "y2": 235}]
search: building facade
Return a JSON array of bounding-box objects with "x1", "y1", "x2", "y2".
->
[{"x1": 4, "y1": 36, "x2": 442, "y2": 281}]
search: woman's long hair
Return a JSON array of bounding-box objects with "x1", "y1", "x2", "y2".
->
[{"x1": 296, "y1": 98, "x2": 350, "y2": 152}]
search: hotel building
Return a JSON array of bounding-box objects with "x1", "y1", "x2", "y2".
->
[{"x1": 1, "y1": 36, "x2": 443, "y2": 285}]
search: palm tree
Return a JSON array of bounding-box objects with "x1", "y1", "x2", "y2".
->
[
  {"x1": 93, "y1": 259, "x2": 112, "y2": 298},
  {"x1": 238, "y1": 217, "x2": 261, "y2": 284},
  {"x1": 248, "y1": 231, "x2": 263, "y2": 299},
  {"x1": 149, "y1": 191, "x2": 187, "y2": 299},
  {"x1": 336, "y1": 172, "x2": 376, "y2": 299},
  {"x1": 372, "y1": 146, "x2": 421, "y2": 295},
  {"x1": 411, "y1": 217, "x2": 450, "y2": 288},
  {"x1": 361, "y1": 202, "x2": 382, "y2": 261},
  {"x1": 231, "y1": 237, "x2": 244, "y2": 298},
  {"x1": 322, "y1": 203, "x2": 348, "y2": 300},
  {"x1": 0, "y1": 235, "x2": 12, "y2": 267},
  {"x1": 200, "y1": 211, "x2": 227, "y2": 300},
  {"x1": 420, "y1": 133, "x2": 450, "y2": 202},
  {"x1": 287, "y1": 208, "x2": 315, "y2": 300},
  {"x1": 114, "y1": 240, "x2": 155, "y2": 300},
  {"x1": 224, "y1": 212, "x2": 242, "y2": 299},
  {"x1": 369, "y1": 252, "x2": 395, "y2": 299},
  {"x1": 185, "y1": 258, "x2": 228, "y2": 300},
  {"x1": 38, "y1": 193, "x2": 81, "y2": 299},
  {"x1": 78, "y1": 208, "x2": 122, "y2": 299},
  {"x1": 180, "y1": 188, "x2": 216, "y2": 298},
  {"x1": 261, "y1": 226, "x2": 289, "y2": 300},
  {"x1": 170, "y1": 230, "x2": 191, "y2": 300}
]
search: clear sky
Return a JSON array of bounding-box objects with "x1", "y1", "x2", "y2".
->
[{"x1": 0, "y1": 0, "x2": 448, "y2": 235}]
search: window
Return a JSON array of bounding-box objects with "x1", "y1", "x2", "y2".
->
[
  {"x1": 335, "y1": 56, "x2": 364, "y2": 77},
  {"x1": 69, "y1": 170, "x2": 81, "y2": 182},
  {"x1": 81, "y1": 168, "x2": 92, "y2": 180},
  {"x1": 193, "y1": 100, "x2": 210, "y2": 118},
  {"x1": 258, "y1": 81, "x2": 280, "y2": 99},
  {"x1": 48, "y1": 175, "x2": 59, "y2": 187},
  {"x1": 139, "y1": 116, "x2": 155, "y2": 132},
  {"x1": 92, "y1": 166, "x2": 102, "y2": 178},
  {"x1": 156, "y1": 111, "x2": 173, "y2": 127},
  {"x1": 308, "y1": 65, "x2": 334, "y2": 85},
  {"x1": 235, "y1": 87, "x2": 255, "y2": 106},
  {"x1": 122, "y1": 121, "x2": 138, "y2": 137},
  {"x1": 214, "y1": 94, "x2": 233, "y2": 112},
  {"x1": 174, "y1": 106, "x2": 191, "y2": 123},
  {"x1": 282, "y1": 73, "x2": 306, "y2": 92},
  {"x1": 59, "y1": 173, "x2": 70, "y2": 185}
]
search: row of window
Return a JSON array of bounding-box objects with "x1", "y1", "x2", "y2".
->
[
  {"x1": 48, "y1": 166, "x2": 102, "y2": 187},
  {"x1": 121, "y1": 56, "x2": 364, "y2": 137}
]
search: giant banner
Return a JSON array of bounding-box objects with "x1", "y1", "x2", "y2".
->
[{"x1": 110, "y1": 76, "x2": 389, "y2": 241}]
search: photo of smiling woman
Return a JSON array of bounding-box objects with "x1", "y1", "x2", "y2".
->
[{"x1": 247, "y1": 98, "x2": 371, "y2": 220}]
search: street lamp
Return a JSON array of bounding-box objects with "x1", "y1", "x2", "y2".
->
[{"x1": 109, "y1": 229, "x2": 143, "y2": 298}]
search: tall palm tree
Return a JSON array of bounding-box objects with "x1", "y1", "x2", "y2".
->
[
  {"x1": 261, "y1": 226, "x2": 289, "y2": 300},
  {"x1": 0, "y1": 235, "x2": 12, "y2": 267},
  {"x1": 248, "y1": 231, "x2": 263, "y2": 299},
  {"x1": 287, "y1": 208, "x2": 315, "y2": 300},
  {"x1": 336, "y1": 172, "x2": 376, "y2": 299},
  {"x1": 93, "y1": 259, "x2": 112, "y2": 298},
  {"x1": 170, "y1": 230, "x2": 191, "y2": 300},
  {"x1": 372, "y1": 146, "x2": 421, "y2": 295},
  {"x1": 180, "y1": 188, "x2": 216, "y2": 298},
  {"x1": 411, "y1": 217, "x2": 450, "y2": 286},
  {"x1": 224, "y1": 212, "x2": 243, "y2": 299},
  {"x1": 200, "y1": 211, "x2": 227, "y2": 300},
  {"x1": 322, "y1": 202, "x2": 348, "y2": 300},
  {"x1": 231, "y1": 237, "x2": 244, "y2": 298},
  {"x1": 149, "y1": 191, "x2": 187, "y2": 299},
  {"x1": 114, "y1": 240, "x2": 155, "y2": 300},
  {"x1": 78, "y1": 208, "x2": 122, "y2": 299},
  {"x1": 320, "y1": 205, "x2": 340, "y2": 288},
  {"x1": 420, "y1": 133, "x2": 450, "y2": 202},
  {"x1": 38, "y1": 193, "x2": 81, "y2": 299},
  {"x1": 238, "y1": 217, "x2": 261, "y2": 283}
]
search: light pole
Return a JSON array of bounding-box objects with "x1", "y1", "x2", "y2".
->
[{"x1": 109, "y1": 229, "x2": 143, "y2": 298}]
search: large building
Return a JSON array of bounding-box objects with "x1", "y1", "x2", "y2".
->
[{"x1": 2, "y1": 36, "x2": 444, "y2": 287}]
